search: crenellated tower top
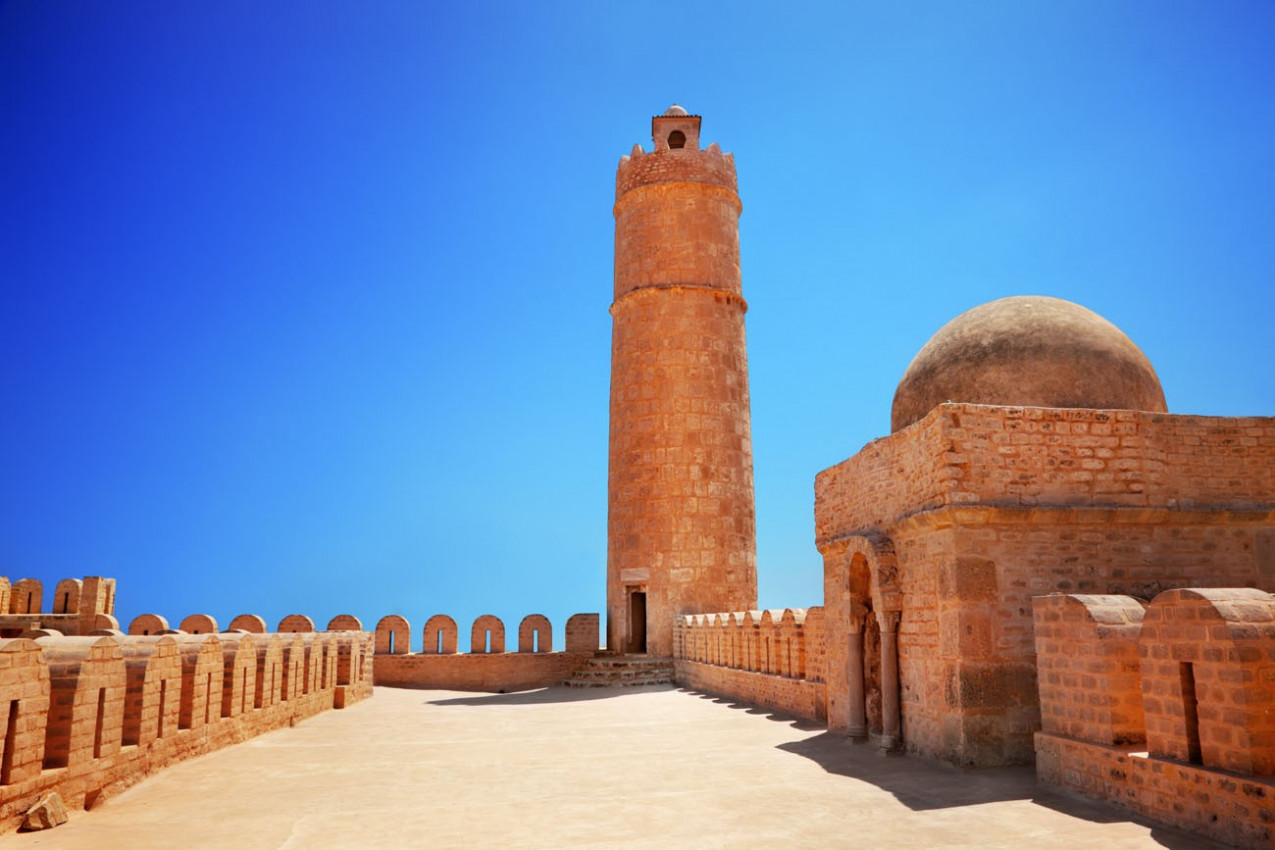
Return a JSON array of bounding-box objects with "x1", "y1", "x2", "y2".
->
[{"x1": 616, "y1": 104, "x2": 737, "y2": 200}]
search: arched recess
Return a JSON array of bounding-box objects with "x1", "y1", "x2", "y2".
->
[
  {"x1": 375, "y1": 615, "x2": 411, "y2": 655},
  {"x1": 517, "y1": 614, "x2": 552, "y2": 653},
  {"x1": 422, "y1": 615, "x2": 458, "y2": 655},
  {"x1": 821, "y1": 533, "x2": 900, "y2": 741}
]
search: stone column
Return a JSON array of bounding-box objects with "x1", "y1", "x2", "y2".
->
[
  {"x1": 847, "y1": 611, "x2": 867, "y2": 739},
  {"x1": 879, "y1": 610, "x2": 902, "y2": 753}
]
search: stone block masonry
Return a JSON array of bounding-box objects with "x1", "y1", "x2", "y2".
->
[
  {"x1": 607, "y1": 108, "x2": 758, "y2": 657},
  {"x1": 369, "y1": 612, "x2": 601, "y2": 691},
  {"x1": 672, "y1": 608, "x2": 826, "y2": 723},
  {"x1": 0, "y1": 628, "x2": 372, "y2": 834},
  {"x1": 815, "y1": 402, "x2": 1275, "y2": 768},
  {"x1": 1033, "y1": 588, "x2": 1275, "y2": 849}
]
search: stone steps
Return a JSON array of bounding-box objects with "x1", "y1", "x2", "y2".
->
[{"x1": 565, "y1": 655, "x2": 674, "y2": 688}]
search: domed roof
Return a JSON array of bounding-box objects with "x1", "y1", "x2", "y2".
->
[
  {"x1": 663, "y1": 104, "x2": 688, "y2": 116},
  {"x1": 890, "y1": 296, "x2": 1167, "y2": 432}
]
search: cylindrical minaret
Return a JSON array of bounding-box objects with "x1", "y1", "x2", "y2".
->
[{"x1": 606, "y1": 105, "x2": 758, "y2": 657}]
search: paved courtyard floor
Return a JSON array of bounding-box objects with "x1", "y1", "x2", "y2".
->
[{"x1": 12, "y1": 685, "x2": 1223, "y2": 849}]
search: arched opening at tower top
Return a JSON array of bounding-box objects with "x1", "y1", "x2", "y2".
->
[{"x1": 667, "y1": 130, "x2": 686, "y2": 149}]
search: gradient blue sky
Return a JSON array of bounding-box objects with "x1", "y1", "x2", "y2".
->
[{"x1": 2, "y1": 2, "x2": 1272, "y2": 647}]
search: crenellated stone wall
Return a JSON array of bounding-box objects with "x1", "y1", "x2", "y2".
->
[{"x1": 0, "y1": 628, "x2": 372, "y2": 833}]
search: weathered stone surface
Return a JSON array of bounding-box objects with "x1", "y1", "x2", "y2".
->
[
  {"x1": 21, "y1": 792, "x2": 68, "y2": 831},
  {"x1": 891, "y1": 295, "x2": 1167, "y2": 432}
]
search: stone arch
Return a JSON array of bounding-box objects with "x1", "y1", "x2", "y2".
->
[
  {"x1": 10, "y1": 579, "x2": 42, "y2": 615},
  {"x1": 280, "y1": 633, "x2": 305, "y2": 702},
  {"x1": 38, "y1": 635, "x2": 126, "y2": 769},
  {"x1": 821, "y1": 534, "x2": 898, "y2": 738},
  {"x1": 173, "y1": 634, "x2": 222, "y2": 731},
  {"x1": 128, "y1": 614, "x2": 170, "y2": 637},
  {"x1": 518, "y1": 614, "x2": 552, "y2": 653},
  {"x1": 120, "y1": 636, "x2": 182, "y2": 746},
  {"x1": 52, "y1": 578, "x2": 82, "y2": 615},
  {"x1": 179, "y1": 614, "x2": 219, "y2": 635},
  {"x1": 423, "y1": 615, "x2": 458, "y2": 655},
  {"x1": 375, "y1": 615, "x2": 411, "y2": 655},
  {"x1": 1140, "y1": 588, "x2": 1275, "y2": 776},
  {"x1": 228, "y1": 614, "x2": 267, "y2": 634},
  {"x1": 94, "y1": 613, "x2": 119, "y2": 632},
  {"x1": 254, "y1": 634, "x2": 284, "y2": 709},
  {"x1": 219, "y1": 634, "x2": 257, "y2": 719},
  {"x1": 0, "y1": 638, "x2": 50, "y2": 785},
  {"x1": 326, "y1": 614, "x2": 363, "y2": 632},
  {"x1": 470, "y1": 615, "x2": 505, "y2": 654},
  {"x1": 277, "y1": 614, "x2": 315, "y2": 633}
]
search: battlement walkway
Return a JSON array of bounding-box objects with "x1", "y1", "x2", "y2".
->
[{"x1": 13, "y1": 686, "x2": 1223, "y2": 849}]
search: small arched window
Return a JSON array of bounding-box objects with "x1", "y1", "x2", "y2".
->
[{"x1": 667, "y1": 130, "x2": 686, "y2": 149}]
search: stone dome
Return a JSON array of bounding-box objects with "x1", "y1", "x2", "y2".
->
[
  {"x1": 891, "y1": 295, "x2": 1167, "y2": 432},
  {"x1": 663, "y1": 104, "x2": 688, "y2": 116}
]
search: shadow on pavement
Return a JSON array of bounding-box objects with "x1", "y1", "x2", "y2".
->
[
  {"x1": 426, "y1": 683, "x2": 677, "y2": 706},
  {"x1": 424, "y1": 685, "x2": 1225, "y2": 849},
  {"x1": 777, "y1": 732, "x2": 1225, "y2": 848}
]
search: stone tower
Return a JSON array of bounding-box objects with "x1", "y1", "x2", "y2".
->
[{"x1": 606, "y1": 105, "x2": 758, "y2": 657}]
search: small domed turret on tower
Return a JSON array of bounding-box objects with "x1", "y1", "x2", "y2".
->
[{"x1": 607, "y1": 107, "x2": 758, "y2": 657}]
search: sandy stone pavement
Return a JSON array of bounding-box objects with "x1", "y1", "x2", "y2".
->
[{"x1": 10, "y1": 686, "x2": 1224, "y2": 849}]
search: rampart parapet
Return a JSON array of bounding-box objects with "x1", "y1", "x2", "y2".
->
[
  {"x1": 1033, "y1": 588, "x2": 1275, "y2": 849},
  {"x1": 0, "y1": 627, "x2": 372, "y2": 833},
  {"x1": 370, "y1": 612, "x2": 602, "y2": 692},
  {"x1": 672, "y1": 606, "x2": 827, "y2": 723}
]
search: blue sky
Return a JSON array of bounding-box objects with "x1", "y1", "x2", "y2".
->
[{"x1": 2, "y1": 2, "x2": 1272, "y2": 647}]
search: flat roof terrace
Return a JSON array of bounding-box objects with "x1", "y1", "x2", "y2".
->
[{"x1": 12, "y1": 686, "x2": 1223, "y2": 849}]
